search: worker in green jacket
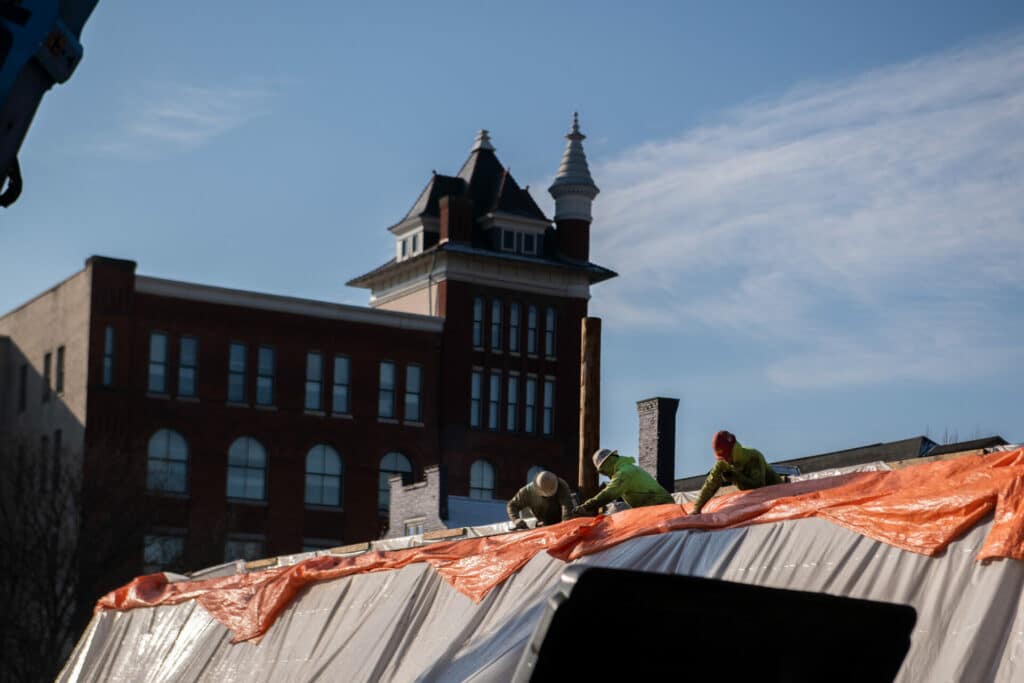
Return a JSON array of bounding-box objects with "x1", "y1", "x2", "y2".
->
[
  {"x1": 508, "y1": 470, "x2": 574, "y2": 529},
  {"x1": 572, "y1": 448, "x2": 675, "y2": 516},
  {"x1": 690, "y1": 430, "x2": 786, "y2": 514}
]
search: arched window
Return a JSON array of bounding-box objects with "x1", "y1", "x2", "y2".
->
[
  {"x1": 305, "y1": 444, "x2": 342, "y2": 507},
  {"x1": 527, "y1": 465, "x2": 545, "y2": 485},
  {"x1": 227, "y1": 437, "x2": 267, "y2": 500},
  {"x1": 147, "y1": 429, "x2": 188, "y2": 493},
  {"x1": 378, "y1": 452, "x2": 413, "y2": 514},
  {"x1": 470, "y1": 459, "x2": 496, "y2": 499}
]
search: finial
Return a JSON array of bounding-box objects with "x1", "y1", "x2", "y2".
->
[
  {"x1": 471, "y1": 129, "x2": 495, "y2": 152},
  {"x1": 565, "y1": 112, "x2": 585, "y2": 142}
]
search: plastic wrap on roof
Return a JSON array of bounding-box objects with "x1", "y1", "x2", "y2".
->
[
  {"x1": 91, "y1": 449, "x2": 1024, "y2": 639},
  {"x1": 62, "y1": 513, "x2": 1024, "y2": 681},
  {"x1": 674, "y1": 459, "x2": 894, "y2": 503}
]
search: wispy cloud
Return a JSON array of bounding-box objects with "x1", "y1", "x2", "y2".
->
[
  {"x1": 95, "y1": 82, "x2": 274, "y2": 155},
  {"x1": 546, "y1": 33, "x2": 1024, "y2": 390}
]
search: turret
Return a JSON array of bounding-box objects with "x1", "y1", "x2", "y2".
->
[{"x1": 548, "y1": 113, "x2": 599, "y2": 261}]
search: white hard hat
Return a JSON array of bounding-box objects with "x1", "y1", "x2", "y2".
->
[
  {"x1": 592, "y1": 448, "x2": 617, "y2": 470},
  {"x1": 534, "y1": 470, "x2": 558, "y2": 497}
]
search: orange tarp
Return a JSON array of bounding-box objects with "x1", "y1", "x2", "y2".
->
[{"x1": 97, "y1": 448, "x2": 1024, "y2": 643}]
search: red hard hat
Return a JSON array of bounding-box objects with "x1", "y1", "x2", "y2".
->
[{"x1": 712, "y1": 431, "x2": 736, "y2": 459}]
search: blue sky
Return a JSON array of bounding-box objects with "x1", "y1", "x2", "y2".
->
[{"x1": 3, "y1": 1, "x2": 1023, "y2": 477}]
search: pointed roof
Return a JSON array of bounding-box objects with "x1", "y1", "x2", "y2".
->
[
  {"x1": 396, "y1": 173, "x2": 466, "y2": 226},
  {"x1": 393, "y1": 129, "x2": 549, "y2": 227},
  {"x1": 549, "y1": 112, "x2": 599, "y2": 198}
]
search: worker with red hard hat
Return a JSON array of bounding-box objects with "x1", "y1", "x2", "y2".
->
[{"x1": 690, "y1": 430, "x2": 787, "y2": 515}]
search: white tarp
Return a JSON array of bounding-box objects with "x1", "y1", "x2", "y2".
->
[{"x1": 60, "y1": 515, "x2": 1024, "y2": 682}]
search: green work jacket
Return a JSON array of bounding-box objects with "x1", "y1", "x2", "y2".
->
[
  {"x1": 693, "y1": 443, "x2": 784, "y2": 512},
  {"x1": 582, "y1": 456, "x2": 674, "y2": 510}
]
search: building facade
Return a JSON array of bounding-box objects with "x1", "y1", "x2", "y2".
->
[{"x1": 0, "y1": 118, "x2": 614, "y2": 596}]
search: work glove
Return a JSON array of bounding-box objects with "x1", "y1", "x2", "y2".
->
[
  {"x1": 572, "y1": 504, "x2": 597, "y2": 517},
  {"x1": 513, "y1": 520, "x2": 529, "y2": 530}
]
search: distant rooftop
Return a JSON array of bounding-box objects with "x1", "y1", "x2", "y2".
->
[
  {"x1": 674, "y1": 434, "x2": 1007, "y2": 492},
  {"x1": 446, "y1": 496, "x2": 509, "y2": 528}
]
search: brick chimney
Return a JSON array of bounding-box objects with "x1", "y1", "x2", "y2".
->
[
  {"x1": 439, "y1": 195, "x2": 473, "y2": 244},
  {"x1": 637, "y1": 397, "x2": 679, "y2": 492}
]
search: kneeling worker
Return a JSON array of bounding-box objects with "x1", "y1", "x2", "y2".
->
[
  {"x1": 573, "y1": 448, "x2": 674, "y2": 516},
  {"x1": 690, "y1": 430, "x2": 786, "y2": 515},
  {"x1": 508, "y1": 470, "x2": 573, "y2": 529}
]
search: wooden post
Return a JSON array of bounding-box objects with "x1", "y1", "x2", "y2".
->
[{"x1": 578, "y1": 317, "x2": 601, "y2": 499}]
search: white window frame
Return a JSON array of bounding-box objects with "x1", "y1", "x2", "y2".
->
[
  {"x1": 527, "y1": 305, "x2": 538, "y2": 355},
  {"x1": 506, "y1": 372, "x2": 519, "y2": 432},
  {"x1": 472, "y1": 297, "x2": 484, "y2": 349},
  {"x1": 305, "y1": 352, "x2": 323, "y2": 412},
  {"x1": 470, "y1": 368, "x2": 483, "y2": 428},
  {"x1": 178, "y1": 336, "x2": 198, "y2": 398},
  {"x1": 224, "y1": 534, "x2": 266, "y2": 563},
  {"x1": 304, "y1": 444, "x2": 343, "y2": 508},
  {"x1": 404, "y1": 518, "x2": 426, "y2": 536},
  {"x1": 379, "y1": 361, "x2": 396, "y2": 419},
  {"x1": 508, "y1": 302, "x2": 520, "y2": 354},
  {"x1": 227, "y1": 342, "x2": 247, "y2": 403},
  {"x1": 405, "y1": 364, "x2": 422, "y2": 422},
  {"x1": 147, "y1": 428, "x2": 189, "y2": 494},
  {"x1": 490, "y1": 299, "x2": 503, "y2": 352},
  {"x1": 543, "y1": 377, "x2": 555, "y2": 436},
  {"x1": 148, "y1": 332, "x2": 168, "y2": 394},
  {"x1": 103, "y1": 326, "x2": 115, "y2": 386},
  {"x1": 501, "y1": 229, "x2": 517, "y2": 252},
  {"x1": 226, "y1": 436, "x2": 267, "y2": 501},
  {"x1": 544, "y1": 307, "x2": 557, "y2": 359},
  {"x1": 525, "y1": 374, "x2": 537, "y2": 434},
  {"x1": 332, "y1": 355, "x2": 351, "y2": 415},
  {"x1": 488, "y1": 370, "x2": 501, "y2": 431},
  {"x1": 469, "y1": 459, "x2": 496, "y2": 499},
  {"x1": 256, "y1": 345, "x2": 275, "y2": 406},
  {"x1": 144, "y1": 531, "x2": 187, "y2": 573}
]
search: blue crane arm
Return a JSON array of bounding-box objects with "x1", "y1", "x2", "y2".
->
[{"x1": 0, "y1": 0, "x2": 99, "y2": 207}]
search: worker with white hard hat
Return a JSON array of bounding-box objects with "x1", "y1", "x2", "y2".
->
[
  {"x1": 573, "y1": 448, "x2": 674, "y2": 516},
  {"x1": 507, "y1": 470, "x2": 574, "y2": 529}
]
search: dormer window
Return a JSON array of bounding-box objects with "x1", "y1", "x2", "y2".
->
[
  {"x1": 500, "y1": 229, "x2": 542, "y2": 256},
  {"x1": 396, "y1": 230, "x2": 425, "y2": 262}
]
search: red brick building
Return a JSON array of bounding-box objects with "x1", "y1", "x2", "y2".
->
[{"x1": 0, "y1": 118, "x2": 614, "y2": 587}]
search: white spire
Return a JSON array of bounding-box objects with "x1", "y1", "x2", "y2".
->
[
  {"x1": 471, "y1": 129, "x2": 495, "y2": 152},
  {"x1": 548, "y1": 113, "x2": 599, "y2": 222}
]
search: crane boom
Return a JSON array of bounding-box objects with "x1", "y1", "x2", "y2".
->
[{"x1": 0, "y1": 0, "x2": 99, "y2": 207}]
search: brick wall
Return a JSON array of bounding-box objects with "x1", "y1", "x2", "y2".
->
[{"x1": 385, "y1": 465, "x2": 447, "y2": 538}]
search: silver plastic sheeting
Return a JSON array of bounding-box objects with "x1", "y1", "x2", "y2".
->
[{"x1": 60, "y1": 516, "x2": 1024, "y2": 682}]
